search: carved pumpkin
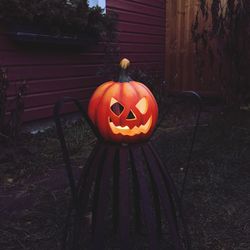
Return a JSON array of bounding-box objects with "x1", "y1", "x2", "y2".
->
[{"x1": 88, "y1": 58, "x2": 158, "y2": 143}]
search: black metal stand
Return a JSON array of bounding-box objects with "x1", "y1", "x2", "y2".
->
[
  {"x1": 178, "y1": 91, "x2": 202, "y2": 201},
  {"x1": 54, "y1": 97, "x2": 192, "y2": 250}
]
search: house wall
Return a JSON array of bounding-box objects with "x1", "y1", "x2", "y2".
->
[{"x1": 0, "y1": 0, "x2": 165, "y2": 123}]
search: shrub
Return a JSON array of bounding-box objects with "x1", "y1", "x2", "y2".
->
[{"x1": 0, "y1": 0, "x2": 117, "y2": 42}]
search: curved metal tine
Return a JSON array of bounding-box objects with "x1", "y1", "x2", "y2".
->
[
  {"x1": 142, "y1": 143, "x2": 184, "y2": 250},
  {"x1": 53, "y1": 96, "x2": 99, "y2": 208},
  {"x1": 147, "y1": 142, "x2": 191, "y2": 250},
  {"x1": 75, "y1": 141, "x2": 99, "y2": 195},
  {"x1": 61, "y1": 203, "x2": 74, "y2": 250},
  {"x1": 155, "y1": 80, "x2": 169, "y2": 130},
  {"x1": 117, "y1": 146, "x2": 130, "y2": 250},
  {"x1": 54, "y1": 97, "x2": 78, "y2": 209},
  {"x1": 178, "y1": 91, "x2": 202, "y2": 202},
  {"x1": 141, "y1": 145, "x2": 162, "y2": 236},
  {"x1": 158, "y1": 80, "x2": 168, "y2": 107},
  {"x1": 72, "y1": 143, "x2": 105, "y2": 250},
  {"x1": 92, "y1": 145, "x2": 117, "y2": 250},
  {"x1": 129, "y1": 145, "x2": 160, "y2": 250},
  {"x1": 70, "y1": 97, "x2": 101, "y2": 139}
]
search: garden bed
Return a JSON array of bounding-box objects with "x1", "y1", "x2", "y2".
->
[{"x1": 0, "y1": 102, "x2": 249, "y2": 249}]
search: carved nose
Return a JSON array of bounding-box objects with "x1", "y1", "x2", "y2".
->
[{"x1": 126, "y1": 110, "x2": 136, "y2": 120}]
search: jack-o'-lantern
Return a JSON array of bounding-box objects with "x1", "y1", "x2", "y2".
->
[{"x1": 88, "y1": 58, "x2": 158, "y2": 143}]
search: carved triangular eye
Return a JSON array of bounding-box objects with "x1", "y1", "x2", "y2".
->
[
  {"x1": 126, "y1": 110, "x2": 136, "y2": 120},
  {"x1": 110, "y1": 98, "x2": 124, "y2": 116},
  {"x1": 135, "y1": 97, "x2": 148, "y2": 114}
]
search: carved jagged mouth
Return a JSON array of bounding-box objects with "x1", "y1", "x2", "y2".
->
[{"x1": 109, "y1": 116, "x2": 152, "y2": 136}]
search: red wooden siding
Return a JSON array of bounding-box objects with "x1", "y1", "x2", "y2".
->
[
  {"x1": 108, "y1": 0, "x2": 165, "y2": 72},
  {"x1": 0, "y1": 0, "x2": 165, "y2": 122}
]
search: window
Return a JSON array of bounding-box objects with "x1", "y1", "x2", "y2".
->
[{"x1": 88, "y1": 0, "x2": 106, "y2": 11}]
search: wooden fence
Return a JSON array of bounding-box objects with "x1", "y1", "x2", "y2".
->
[{"x1": 165, "y1": 0, "x2": 220, "y2": 96}]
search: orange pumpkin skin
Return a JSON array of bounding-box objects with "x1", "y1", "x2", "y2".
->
[{"x1": 88, "y1": 80, "x2": 158, "y2": 143}]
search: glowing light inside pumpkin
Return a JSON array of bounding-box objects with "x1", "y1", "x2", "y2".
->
[
  {"x1": 110, "y1": 97, "x2": 119, "y2": 107},
  {"x1": 109, "y1": 116, "x2": 152, "y2": 136},
  {"x1": 108, "y1": 96, "x2": 152, "y2": 136},
  {"x1": 135, "y1": 97, "x2": 148, "y2": 114}
]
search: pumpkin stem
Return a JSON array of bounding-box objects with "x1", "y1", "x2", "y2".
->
[{"x1": 118, "y1": 58, "x2": 132, "y2": 82}]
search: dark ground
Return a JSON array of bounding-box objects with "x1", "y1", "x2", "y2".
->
[{"x1": 0, "y1": 100, "x2": 249, "y2": 250}]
